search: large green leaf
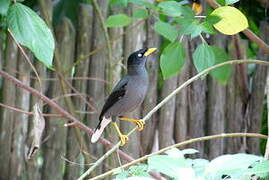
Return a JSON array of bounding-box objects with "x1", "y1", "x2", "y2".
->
[
  {"x1": 209, "y1": 46, "x2": 231, "y2": 84},
  {"x1": 154, "y1": 21, "x2": 178, "y2": 42},
  {"x1": 158, "y1": 1, "x2": 183, "y2": 17},
  {"x1": 105, "y1": 14, "x2": 132, "y2": 27},
  {"x1": 245, "y1": 160, "x2": 269, "y2": 177},
  {"x1": 204, "y1": 154, "x2": 264, "y2": 179},
  {"x1": 7, "y1": 3, "x2": 55, "y2": 68},
  {"x1": 160, "y1": 42, "x2": 185, "y2": 79},
  {"x1": 148, "y1": 155, "x2": 191, "y2": 179},
  {"x1": 211, "y1": 6, "x2": 248, "y2": 35},
  {"x1": 193, "y1": 44, "x2": 215, "y2": 73},
  {"x1": 0, "y1": 0, "x2": 10, "y2": 15}
]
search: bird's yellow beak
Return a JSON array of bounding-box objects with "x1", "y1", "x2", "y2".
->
[
  {"x1": 144, "y1": 48, "x2": 157, "y2": 56},
  {"x1": 192, "y1": 2, "x2": 203, "y2": 15}
]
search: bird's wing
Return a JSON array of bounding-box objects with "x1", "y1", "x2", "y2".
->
[{"x1": 98, "y1": 76, "x2": 129, "y2": 121}]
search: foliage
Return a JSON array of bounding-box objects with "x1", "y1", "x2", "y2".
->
[
  {"x1": 1, "y1": 2, "x2": 55, "y2": 68},
  {"x1": 106, "y1": 0, "x2": 248, "y2": 83},
  {"x1": 114, "y1": 148, "x2": 269, "y2": 180},
  {"x1": 7, "y1": 3, "x2": 55, "y2": 68}
]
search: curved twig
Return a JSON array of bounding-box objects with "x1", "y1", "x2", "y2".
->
[
  {"x1": 93, "y1": 133, "x2": 268, "y2": 179},
  {"x1": 78, "y1": 59, "x2": 269, "y2": 179}
]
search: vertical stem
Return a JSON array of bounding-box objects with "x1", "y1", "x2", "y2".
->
[{"x1": 264, "y1": 72, "x2": 269, "y2": 159}]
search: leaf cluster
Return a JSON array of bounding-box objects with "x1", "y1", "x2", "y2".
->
[
  {"x1": 114, "y1": 148, "x2": 269, "y2": 180},
  {"x1": 106, "y1": 0, "x2": 249, "y2": 84}
]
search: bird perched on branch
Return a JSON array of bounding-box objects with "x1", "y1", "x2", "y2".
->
[{"x1": 91, "y1": 48, "x2": 157, "y2": 146}]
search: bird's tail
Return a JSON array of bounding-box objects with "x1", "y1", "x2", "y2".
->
[{"x1": 91, "y1": 117, "x2": 111, "y2": 143}]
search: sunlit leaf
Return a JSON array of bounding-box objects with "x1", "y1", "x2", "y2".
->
[
  {"x1": 154, "y1": 21, "x2": 178, "y2": 42},
  {"x1": 160, "y1": 42, "x2": 185, "y2": 79},
  {"x1": 7, "y1": 3, "x2": 55, "y2": 68},
  {"x1": 211, "y1": 6, "x2": 248, "y2": 35},
  {"x1": 105, "y1": 14, "x2": 132, "y2": 27},
  {"x1": 205, "y1": 153, "x2": 263, "y2": 179}
]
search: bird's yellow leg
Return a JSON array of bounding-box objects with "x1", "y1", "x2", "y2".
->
[
  {"x1": 112, "y1": 122, "x2": 128, "y2": 146},
  {"x1": 119, "y1": 117, "x2": 145, "y2": 131}
]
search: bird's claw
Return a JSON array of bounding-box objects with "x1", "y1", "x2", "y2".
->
[
  {"x1": 119, "y1": 134, "x2": 128, "y2": 146},
  {"x1": 136, "y1": 120, "x2": 145, "y2": 131}
]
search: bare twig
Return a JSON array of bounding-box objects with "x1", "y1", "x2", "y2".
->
[
  {"x1": 205, "y1": 0, "x2": 269, "y2": 55},
  {"x1": 93, "y1": 133, "x2": 268, "y2": 179},
  {"x1": 0, "y1": 102, "x2": 62, "y2": 117},
  {"x1": 0, "y1": 69, "x2": 135, "y2": 163},
  {"x1": 78, "y1": 59, "x2": 269, "y2": 179},
  {"x1": 8, "y1": 29, "x2": 43, "y2": 91}
]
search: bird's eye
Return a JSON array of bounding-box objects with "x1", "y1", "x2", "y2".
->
[{"x1": 138, "y1": 53, "x2": 142, "y2": 57}]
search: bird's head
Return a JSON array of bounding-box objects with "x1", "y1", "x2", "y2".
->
[{"x1": 127, "y1": 48, "x2": 157, "y2": 68}]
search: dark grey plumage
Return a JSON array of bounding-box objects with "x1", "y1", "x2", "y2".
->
[{"x1": 91, "y1": 48, "x2": 156, "y2": 143}]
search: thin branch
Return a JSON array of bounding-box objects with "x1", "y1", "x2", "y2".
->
[
  {"x1": 78, "y1": 59, "x2": 269, "y2": 179},
  {"x1": 93, "y1": 133, "x2": 268, "y2": 179},
  {"x1": 205, "y1": 0, "x2": 269, "y2": 55},
  {"x1": 0, "y1": 69, "x2": 135, "y2": 163},
  {"x1": 0, "y1": 103, "x2": 62, "y2": 117},
  {"x1": 8, "y1": 29, "x2": 43, "y2": 91}
]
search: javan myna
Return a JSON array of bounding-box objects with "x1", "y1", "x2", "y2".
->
[{"x1": 91, "y1": 48, "x2": 157, "y2": 146}]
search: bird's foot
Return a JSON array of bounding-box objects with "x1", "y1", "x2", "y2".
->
[
  {"x1": 119, "y1": 117, "x2": 145, "y2": 131},
  {"x1": 119, "y1": 134, "x2": 128, "y2": 146},
  {"x1": 135, "y1": 120, "x2": 145, "y2": 131}
]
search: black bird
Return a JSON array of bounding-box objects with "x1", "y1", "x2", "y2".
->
[{"x1": 91, "y1": 48, "x2": 157, "y2": 146}]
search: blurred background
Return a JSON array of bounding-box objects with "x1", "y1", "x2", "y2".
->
[{"x1": 0, "y1": 0, "x2": 269, "y2": 179}]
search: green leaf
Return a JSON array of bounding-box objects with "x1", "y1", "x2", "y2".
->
[
  {"x1": 226, "y1": 0, "x2": 240, "y2": 5},
  {"x1": 178, "y1": 18, "x2": 202, "y2": 39},
  {"x1": 109, "y1": 0, "x2": 128, "y2": 7},
  {"x1": 160, "y1": 42, "x2": 185, "y2": 79},
  {"x1": 148, "y1": 155, "x2": 190, "y2": 179},
  {"x1": 205, "y1": 153, "x2": 264, "y2": 179},
  {"x1": 0, "y1": 0, "x2": 10, "y2": 15},
  {"x1": 192, "y1": 159, "x2": 209, "y2": 177},
  {"x1": 115, "y1": 170, "x2": 129, "y2": 179},
  {"x1": 245, "y1": 160, "x2": 269, "y2": 177},
  {"x1": 7, "y1": 3, "x2": 55, "y2": 68},
  {"x1": 105, "y1": 14, "x2": 132, "y2": 27},
  {"x1": 181, "y1": 148, "x2": 199, "y2": 155},
  {"x1": 201, "y1": 22, "x2": 216, "y2": 34},
  {"x1": 209, "y1": 46, "x2": 231, "y2": 84},
  {"x1": 133, "y1": 8, "x2": 148, "y2": 19},
  {"x1": 193, "y1": 44, "x2": 215, "y2": 73},
  {"x1": 154, "y1": 21, "x2": 178, "y2": 42},
  {"x1": 129, "y1": 164, "x2": 149, "y2": 177},
  {"x1": 205, "y1": 15, "x2": 222, "y2": 25},
  {"x1": 129, "y1": 0, "x2": 156, "y2": 9},
  {"x1": 158, "y1": 1, "x2": 183, "y2": 17},
  {"x1": 180, "y1": 6, "x2": 195, "y2": 19},
  {"x1": 211, "y1": 6, "x2": 248, "y2": 35}
]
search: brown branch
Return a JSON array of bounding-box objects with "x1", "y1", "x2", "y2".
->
[
  {"x1": 0, "y1": 103, "x2": 62, "y2": 117},
  {"x1": 205, "y1": 0, "x2": 269, "y2": 55},
  {"x1": 0, "y1": 69, "x2": 135, "y2": 163}
]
